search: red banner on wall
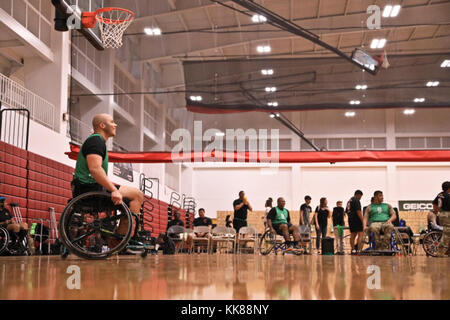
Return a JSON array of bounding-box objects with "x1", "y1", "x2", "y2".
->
[{"x1": 66, "y1": 143, "x2": 450, "y2": 164}]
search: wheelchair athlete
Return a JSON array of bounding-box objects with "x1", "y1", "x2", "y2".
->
[
  {"x1": 0, "y1": 196, "x2": 28, "y2": 251},
  {"x1": 72, "y1": 114, "x2": 143, "y2": 239},
  {"x1": 363, "y1": 191, "x2": 396, "y2": 251},
  {"x1": 266, "y1": 197, "x2": 302, "y2": 250}
]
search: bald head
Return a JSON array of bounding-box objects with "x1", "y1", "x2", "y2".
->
[
  {"x1": 92, "y1": 114, "x2": 117, "y2": 139},
  {"x1": 92, "y1": 114, "x2": 111, "y2": 131}
]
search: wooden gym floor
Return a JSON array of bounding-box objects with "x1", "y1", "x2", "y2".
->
[{"x1": 0, "y1": 254, "x2": 448, "y2": 300}]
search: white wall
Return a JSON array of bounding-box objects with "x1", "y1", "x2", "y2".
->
[
  {"x1": 193, "y1": 167, "x2": 292, "y2": 216},
  {"x1": 192, "y1": 162, "x2": 450, "y2": 218}
]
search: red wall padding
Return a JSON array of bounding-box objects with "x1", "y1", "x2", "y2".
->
[{"x1": 0, "y1": 141, "x2": 174, "y2": 237}]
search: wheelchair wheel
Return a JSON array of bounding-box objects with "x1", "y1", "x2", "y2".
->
[
  {"x1": 59, "y1": 191, "x2": 133, "y2": 260},
  {"x1": 259, "y1": 229, "x2": 277, "y2": 255},
  {"x1": 0, "y1": 227, "x2": 9, "y2": 255},
  {"x1": 422, "y1": 231, "x2": 442, "y2": 257}
]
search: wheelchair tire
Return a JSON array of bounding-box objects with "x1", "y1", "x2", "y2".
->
[
  {"x1": 0, "y1": 227, "x2": 9, "y2": 255},
  {"x1": 422, "y1": 231, "x2": 442, "y2": 257},
  {"x1": 59, "y1": 191, "x2": 133, "y2": 260},
  {"x1": 259, "y1": 229, "x2": 277, "y2": 255}
]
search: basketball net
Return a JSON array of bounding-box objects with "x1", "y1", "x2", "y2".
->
[
  {"x1": 374, "y1": 51, "x2": 390, "y2": 69},
  {"x1": 82, "y1": 8, "x2": 134, "y2": 49}
]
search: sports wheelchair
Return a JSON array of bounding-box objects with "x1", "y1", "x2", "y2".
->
[
  {"x1": 0, "y1": 226, "x2": 30, "y2": 256},
  {"x1": 421, "y1": 230, "x2": 448, "y2": 257},
  {"x1": 59, "y1": 191, "x2": 155, "y2": 260},
  {"x1": 259, "y1": 228, "x2": 304, "y2": 256}
]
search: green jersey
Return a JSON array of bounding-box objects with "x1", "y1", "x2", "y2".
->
[
  {"x1": 270, "y1": 207, "x2": 289, "y2": 225},
  {"x1": 73, "y1": 134, "x2": 108, "y2": 184},
  {"x1": 368, "y1": 203, "x2": 390, "y2": 223}
]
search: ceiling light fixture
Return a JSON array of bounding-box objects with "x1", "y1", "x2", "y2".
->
[
  {"x1": 370, "y1": 38, "x2": 386, "y2": 49},
  {"x1": 267, "y1": 102, "x2": 278, "y2": 107},
  {"x1": 414, "y1": 98, "x2": 425, "y2": 103},
  {"x1": 403, "y1": 109, "x2": 415, "y2": 115},
  {"x1": 144, "y1": 27, "x2": 161, "y2": 36},
  {"x1": 426, "y1": 81, "x2": 440, "y2": 87},
  {"x1": 349, "y1": 100, "x2": 361, "y2": 105},
  {"x1": 252, "y1": 14, "x2": 267, "y2": 23},
  {"x1": 441, "y1": 60, "x2": 450, "y2": 68},
  {"x1": 257, "y1": 45, "x2": 271, "y2": 53},
  {"x1": 261, "y1": 69, "x2": 274, "y2": 75},
  {"x1": 383, "y1": 5, "x2": 401, "y2": 18},
  {"x1": 355, "y1": 84, "x2": 368, "y2": 90},
  {"x1": 265, "y1": 87, "x2": 277, "y2": 92},
  {"x1": 345, "y1": 111, "x2": 356, "y2": 117},
  {"x1": 190, "y1": 96, "x2": 202, "y2": 101}
]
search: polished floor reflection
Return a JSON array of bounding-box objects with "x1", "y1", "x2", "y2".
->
[{"x1": 0, "y1": 254, "x2": 448, "y2": 300}]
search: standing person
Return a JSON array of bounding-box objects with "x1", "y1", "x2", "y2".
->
[
  {"x1": 332, "y1": 201, "x2": 346, "y2": 255},
  {"x1": 232, "y1": 191, "x2": 253, "y2": 233},
  {"x1": 428, "y1": 200, "x2": 443, "y2": 231},
  {"x1": 434, "y1": 181, "x2": 450, "y2": 257},
  {"x1": 264, "y1": 198, "x2": 273, "y2": 229},
  {"x1": 299, "y1": 196, "x2": 312, "y2": 231},
  {"x1": 314, "y1": 197, "x2": 332, "y2": 252},
  {"x1": 346, "y1": 190, "x2": 364, "y2": 254}
]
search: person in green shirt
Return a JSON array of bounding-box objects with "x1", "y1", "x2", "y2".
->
[
  {"x1": 363, "y1": 190, "x2": 396, "y2": 250},
  {"x1": 72, "y1": 114, "x2": 143, "y2": 236},
  {"x1": 267, "y1": 197, "x2": 302, "y2": 249}
]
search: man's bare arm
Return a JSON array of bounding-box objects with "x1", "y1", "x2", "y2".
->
[{"x1": 86, "y1": 154, "x2": 122, "y2": 204}]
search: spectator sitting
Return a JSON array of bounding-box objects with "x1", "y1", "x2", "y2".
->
[
  {"x1": 0, "y1": 197, "x2": 28, "y2": 249},
  {"x1": 166, "y1": 210, "x2": 192, "y2": 251},
  {"x1": 193, "y1": 208, "x2": 213, "y2": 239}
]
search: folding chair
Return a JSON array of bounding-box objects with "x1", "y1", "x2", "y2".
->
[
  {"x1": 210, "y1": 226, "x2": 235, "y2": 254},
  {"x1": 167, "y1": 225, "x2": 186, "y2": 254},
  {"x1": 191, "y1": 226, "x2": 211, "y2": 254},
  {"x1": 237, "y1": 226, "x2": 258, "y2": 254}
]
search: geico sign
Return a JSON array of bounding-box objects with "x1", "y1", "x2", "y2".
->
[{"x1": 403, "y1": 203, "x2": 433, "y2": 210}]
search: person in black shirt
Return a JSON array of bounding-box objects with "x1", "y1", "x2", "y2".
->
[
  {"x1": 193, "y1": 208, "x2": 213, "y2": 238},
  {"x1": 332, "y1": 201, "x2": 345, "y2": 255},
  {"x1": 72, "y1": 114, "x2": 144, "y2": 240},
  {"x1": 232, "y1": 191, "x2": 253, "y2": 233},
  {"x1": 313, "y1": 197, "x2": 332, "y2": 251},
  {"x1": 434, "y1": 181, "x2": 450, "y2": 257},
  {"x1": 0, "y1": 197, "x2": 28, "y2": 245},
  {"x1": 346, "y1": 190, "x2": 364, "y2": 254},
  {"x1": 167, "y1": 210, "x2": 184, "y2": 230}
]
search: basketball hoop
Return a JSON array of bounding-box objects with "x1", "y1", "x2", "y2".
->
[{"x1": 81, "y1": 7, "x2": 135, "y2": 49}]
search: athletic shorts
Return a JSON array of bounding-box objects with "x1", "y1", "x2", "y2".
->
[
  {"x1": 273, "y1": 223, "x2": 293, "y2": 236},
  {"x1": 233, "y1": 219, "x2": 247, "y2": 233},
  {"x1": 72, "y1": 180, "x2": 120, "y2": 198},
  {"x1": 348, "y1": 216, "x2": 363, "y2": 233}
]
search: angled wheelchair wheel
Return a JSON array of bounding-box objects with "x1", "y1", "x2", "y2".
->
[
  {"x1": 0, "y1": 227, "x2": 9, "y2": 255},
  {"x1": 59, "y1": 191, "x2": 133, "y2": 260},
  {"x1": 422, "y1": 231, "x2": 442, "y2": 257},
  {"x1": 259, "y1": 229, "x2": 277, "y2": 255}
]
